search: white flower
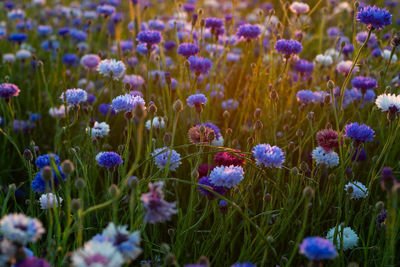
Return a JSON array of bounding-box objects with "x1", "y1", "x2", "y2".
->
[
  {"x1": 49, "y1": 105, "x2": 68, "y2": 118},
  {"x1": 0, "y1": 213, "x2": 45, "y2": 245},
  {"x1": 345, "y1": 181, "x2": 368, "y2": 199},
  {"x1": 336, "y1": 60, "x2": 359, "y2": 75},
  {"x1": 3, "y1": 53, "x2": 15, "y2": 63},
  {"x1": 39, "y1": 193, "x2": 63, "y2": 209},
  {"x1": 326, "y1": 226, "x2": 359, "y2": 251},
  {"x1": 97, "y1": 59, "x2": 126, "y2": 80},
  {"x1": 315, "y1": 54, "x2": 333, "y2": 66},
  {"x1": 72, "y1": 240, "x2": 124, "y2": 267},
  {"x1": 289, "y1": 2, "x2": 310, "y2": 14},
  {"x1": 145, "y1": 117, "x2": 166, "y2": 130},
  {"x1": 312, "y1": 146, "x2": 339, "y2": 168},
  {"x1": 375, "y1": 93, "x2": 400, "y2": 112},
  {"x1": 324, "y1": 48, "x2": 341, "y2": 61},
  {"x1": 212, "y1": 136, "x2": 224, "y2": 147},
  {"x1": 382, "y1": 49, "x2": 398, "y2": 62},
  {"x1": 86, "y1": 122, "x2": 110, "y2": 139},
  {"x1": 16, "y1": 49, "x2": 31, "y2": 60}
]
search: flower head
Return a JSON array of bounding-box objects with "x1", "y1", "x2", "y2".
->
[
  {"x1": 351, "y1": 76, "x2": 377, "y2": 92},
  {"x1": 326, "y1": 226, "x2": 359, "y2": 251},
  {"x1": 275, "y1": 39, "x2": 303, "y2": 57},
  {"x1": 312, "y1": 146, "x2": 339, "y2": 168},
  {"x1": 344, "y1": 122, "x2": 375, "y2": 143},
  {"x1": 296, "y1": 90, "x2": 315, "y2": 104},
  {"x1": 188, "y1": 56, "x2": 212, "y2": 75},
  {"x1": 96, "y1": 152, "x2": 123, "y2": 168},
  {"x1": 0, "y1": 83, "x2": 20, "y2": 99},
  {"x1": 252, "y1": 144, "x2": 285, "y2": 168},
  {"x1": 72, "y1": 240, "x2": 124, "y2": 267},
  {"x1": 236, "y1": 24, "x2": 261, "y2": 41},
  {"x1": 137, "y1": 30, "x2": 162, "y2": 46},
  {"x1": 86, "y1": 122, "x2": 110, "y2": 139},
  {"x1": 375, "y1": 93, "x2": 400, "y2": 113},
  {"x1": 15, "y1": 257, "x2": 50, "y2": 267},
  {"x1": 31, "y1": 166, "x2": 66, "y2": 194},
  {"x1": 111, "y1": 94, "x2": 145, "y2": 113},
  {"x1": 299, "y1": 237, "x2": 338, "y2": 260},
  {"x1": 198, "y1": 176, "x2": 227, "y2": 199},
  {"x1": 80, "y1": 54, "x2": 101, "y2": 70},
  {"x1": 345, "y1": 181, "x2": 368, "y2": 199},
  {"x1": 39, "y1": 193, "x2": 63, "y2": 209},
  {"x1": 92, "y1": 222, "x2": 141, "y2": 262},
  {"x1": 177, "y1": 43, "x2": 199, "y2": 58},
  {"x1": 316, "y1": 129, "x2": 339, "y2": 151},
  {"x1": 35, "y1": 153, "x2": 60, "y2": 169},
  {"x1": 152, "y1": 147, "x2": 182, "y2": 171},
  {"x1": 214, "y1": 151, "x2": 245, "y2": 167},
  {"x1": 98, "y1": 59, "x2": 126, "y2": 80},
  {"x1": 140, "y1": 182, "x2": 178, "y2": 224},
  {"x1": 187, "y1": 94, "x2": 208, "y2": 108},
  {"x1": 0, "y1": 213, "x2": 45, "y2": 245},
  {"x1": 61, "y1": 89, "x2": 87, "y2": 106},
  {"x1": 289, "y1": 2, "x2": 310, "y2": 14},
  {"x1": 356, "y1": 5, "x2": 392, "y2": 30},
  {"x1": 209, "y1": 165, "x2": 244, "y2": 188}
]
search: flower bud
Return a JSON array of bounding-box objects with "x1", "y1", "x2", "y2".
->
[
  {"x1": 109, "y1": 184, "x2": 120, "y2": 198},
  {"x1": 173, "y1": 99, "x2": 183, "y2": 113},
  {"x1": 74, "y1": 178, "x2": 86, "y2": 190},
  {"x1": 303, "y1": 186, "x2": 314, "y2": 198},
  {"x1": 42, "y1": 166, "x2": 53, "y2": 181},
  {"x1": 61, "y1": 160, "x2": 75, "y2": 176}
]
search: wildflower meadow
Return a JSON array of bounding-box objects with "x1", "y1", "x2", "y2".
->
[{"x1": 0, "y1": 0, "x2": 400, "y2": 266}]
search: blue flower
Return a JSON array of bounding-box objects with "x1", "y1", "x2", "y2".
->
[
  {"x1": 97, "y1": 4, "x2": 116, "y2": 16},
  {"x1": 61, "y1": 89, "x2": 88, "y2": 106},
  {"x1": 177, "y1": 43, "x2": 199, "y2": 58},
  {"x1": 152, "y1": 147, "x2": 182, "y2": 171},
  {"x1": 299, "y1": 237, "x2": 338, "y2": 260},
  {"x1": 111, "y1": 94, "x2": 145, "y2": 113},
  {"x1": 8, "y1": 33, "x2": 27, "y2": 43},
  {"x1": 187, "y1": 94, "x2": 208, "y2": 107},
  {"x1": 294, "y1": 59, "x2": 314, "y2": 74},
  {"x1": 356, "y1": 5, "x2": 392, "y2": 30},
  {"x1": 209, "y1": 165, "x2": 244, "y2": 188},
  {"x1": 32, "y1": 166, "x2": 66, "y2": 194},
  {"x1": 98, "y1": 103, "x2": 117, "y2": 116},
  {"x1": 275, "y1": 39, "x2": 302, "y2": 57},
  {"x1": 344, "y1": 122, "x2": 375, "y2": 143},
  {"x1": 37, "y1": 25, "x2": 52, "y2": 36},
  {"x1": 62, "y1": 53, "x2": 79, "y2": 67},
  {"x1": 231, "y1": 263, "x2": 257, "y2": 267},
  {"x1": 236, "y1": 24, "x2": 261, "y2": 40},
  {"x1": 35, "y1": 154, "x2": 60, "y2": 169},
  {"x1": 137, "y1": 30, "x2": 162, "y2": 46},
  {"x1": 70, "y1": 28, "x2": 87, "y2": 42},
  {"x1": 15, "y1": 257, "x2": 50, "y2": 267},
  {"x1": 252, "y1": 144, "x2": 285, "y2": 168},
  {"x1": 351, "y1": 76, "x2": 377, "y2": 91},
  {"x1": 0, "y1": 213, "x2": 45, "y2": 245},
  {"x1": 198, "y1": 176, "x2": 227, "y2": 198},
  {"x1": 96, "y1": 152, "x2": 123, "y2": 168},
  {"x1": 188, "y1": 56, "x2": 212, "y2": 75}
]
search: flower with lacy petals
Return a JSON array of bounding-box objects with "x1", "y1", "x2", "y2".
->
[
  {"x1": 72, "y1": 240, "x2": 124, "y2": 267},
  {"x1": 96, "y1": 152, "x2": 123, "y2": 168},
  {"x1": 0, "y1": 213, "x2": 45, "y2": 245},
  {"x1": 236, "y1": 24, "x2": 261, "y2": 40},
  {"x1": 252, "y1": 144, "x2": 285, "y2": 168},
  {"x1": 111, "y1": 94, "x2": 145, "y2": 113},
  {"x1": 92, "y1": 222, "x2": 141, "y2": 262},
  {"x1": 86, "y1": 122, "x2": 110, "y2": 139},
  {"x1": 39, "y1": 193, "x2": 63, "y2": 209},
  {"x1": 312, "y1": 146, "x2": 339, "y2": 168},
  {"x1": 375, "y1": 93, "x2": 400, "y2": 113},
  {"x1": 140, "y1": 182, "x2": 178, "y2": 224},
  {"x1": 356, "y1": 5, "x2": 392, "y2": 30},
  {"x1": 209, "y1": 165, "x2": 244, "y2": 188},
  {"x1": 275, "y1": 39, "x2": 302, "y2": 57},
  {"x1": 0, "y1": 83, "x2": 20, "y2": 99},
  {"x1": 345, "y1": 181, "x2": 368, "y2": 199},
  {"x1": 326, "y1": 226, "x2": 359, "y2": 251},
  {"x1": 152, "y1": 147, "x2": 181, "y2": 171},
  {"x1": 344, "y1": 122, "x2": 375, "y2": 143},
  {"x1": 61, "y1": 89, "x2": 87, "y2": 106},
  {"x1": 97, "y1": 59, "x2": 126, "y2": 80},
  {"x1": 289, "y1": 2, "x2": 310, "y2": 14}
]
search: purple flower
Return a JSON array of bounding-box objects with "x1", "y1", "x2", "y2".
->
[
  {"x1": 344, "y1": 122, "x2": 375, "y2": 143},
  {"x1": 299, "y1": 237, "x2": 338, "y2": 260},
  {"x1": 140, "y1": 182, "x2": 178, "y2": 224},
  {"x1": 351, "y1": 76, "x2": 377, "y2": 92},
  {"x1": 356, "y1": 5, "x2": 392, "y2": 30},
  {"x1": 15, "y1": 257, "x2": 50, "y2": 267},
  {"x1": 294, "y1": 59, "x2": 314, "y2": 74},
  {"x1": 188, "y1": 56, "x2": 212, "y2": 75},
  {"x1": 198, "y1": 176, "x2": 227, "y2": 199},
  {"x1": 177, "y1": 43, "x2": 199, "y2": 58},
  {"x1": 275, "y1": 39, "x2": 303, "y2": 57},
  {"x1": 137, "y1": 30, "x2": 162, "y2": 46},
  {"x1": 252, "y1": 144, "x2": 285, "y2": 168},
  {"x1": 296, "y1": 90, "x2": 315, "y2": 104},
  {"x1": 111, "y1": 94, "x2": 145, "y2": 113},
  {"x1": 80, "y1": 54, "x2": 101, "y2": 70},
  {"x1": 61, "y1": 89, "x2": 88, "y2": 106},
  {"x1": 236, "y1": 24, "x2": 261, "y2": 40},
  {"x1": 0, "y1": 83, "x2": 20, "y2": 99},
  {"x1": 97, "y1": 4, "x2": 116, "y2": 16},
  {"x1": 186, "y1": 94, "x2": 207, "y2": 108},
  {"x1": 205, "y1": 17, "x2": 224, "y2": 30}
]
